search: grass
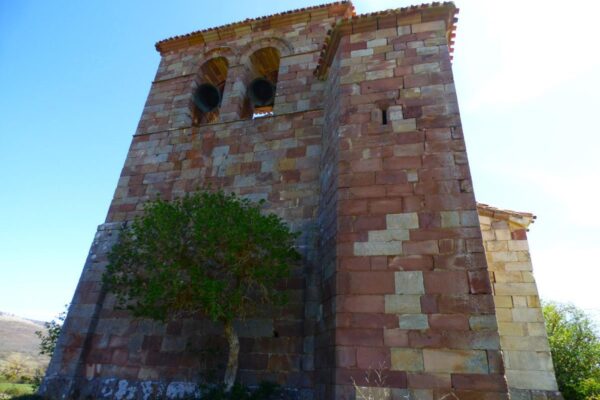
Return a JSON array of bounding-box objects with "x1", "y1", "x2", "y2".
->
[{"x1": 0, "y1": 382, "x2": 35, "y2": 398}]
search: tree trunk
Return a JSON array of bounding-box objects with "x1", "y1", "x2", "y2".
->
[{"x1": 223, "y1": 321, "x2": 239, "y2": 392}]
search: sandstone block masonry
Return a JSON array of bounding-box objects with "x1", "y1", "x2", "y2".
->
[
  {"x1": 478, "y1": 204, "x2": 560, "y2": 399},
  {"x1": 41, "y1": 2, "x2": 561, "y2": 399}
]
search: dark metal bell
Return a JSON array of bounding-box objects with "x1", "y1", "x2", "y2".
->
[
  {"x1": 193, "y1": 83, "x2": 221, "y2": 113},
  {"x1": 248, "y1": 77, "x2": 275, "y2": 107}
]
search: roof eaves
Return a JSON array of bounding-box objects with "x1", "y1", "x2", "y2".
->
[
  {"x1": 476, "y1": 203, "x2": 537, "y2": 229},
  {"x1": 155, "y1": 1, "x2": 355, "y2": 55}
]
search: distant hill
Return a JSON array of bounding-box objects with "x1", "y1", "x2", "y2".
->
[{"x1": 0, "y1": 312, "x2": 49, "y2": 372}]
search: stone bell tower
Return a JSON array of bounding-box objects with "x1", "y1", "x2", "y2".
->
[{"x1": 41, "y1": 2, "x2": 561, "y2": 399}]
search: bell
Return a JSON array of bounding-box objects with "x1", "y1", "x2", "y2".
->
[
  {"x1": 193, "y1": 83, "x2": 221, "y2": 113},
  {"x1": 248, "y1": 77, "x2": 275, "y2": 107}
]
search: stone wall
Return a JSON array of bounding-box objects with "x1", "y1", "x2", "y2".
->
[
  {"x1": 42, "y1": 4, "x2": 353, "y2": 399},
  {"x1": 322, "y1": 8, "x2": 508, "y2": 399},
  {"x1": 41, "y1": 2, "x2": 562, "y2": 400},
  {"x1": 315, "y1": 36, "x2": 343, "y2": 400},
  {"x1": 478, "y1": 205, "x2": 561, "y2": 400}
]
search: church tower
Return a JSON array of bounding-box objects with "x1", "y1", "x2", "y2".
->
[{"x1": 41, "y1": 2, "x2": 561, "y2": 399}]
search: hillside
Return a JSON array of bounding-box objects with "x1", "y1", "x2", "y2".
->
[{"x1": 0, "y1": 312, "x2": 49, "y2": 372}]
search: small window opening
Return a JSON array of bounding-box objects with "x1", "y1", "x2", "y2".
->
[
  {"x1": 381, "y1": 107, "x2": 388, "y2": 125},
  {"x1": 192, "y1": 57, "x2": 229, "y2": 125},
  {"x1": 242, "y1": 47, "x2": 280, "y2": 119}
]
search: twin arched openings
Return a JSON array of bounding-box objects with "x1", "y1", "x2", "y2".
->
[{"x1": 192, "y1": 47, "x2": 281, "y2": 125}]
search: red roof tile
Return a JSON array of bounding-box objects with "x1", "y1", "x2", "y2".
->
[
  {"x1": 477, "y1": 203, "x2": 536, "y2": 228},
  {"x1": 155, "y1": 1, "x2": 355, "y2": 54}
]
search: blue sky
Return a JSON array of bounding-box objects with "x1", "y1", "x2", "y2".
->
[{"x1": 1, "y1": 0, "x2": 598, "y2": 323}]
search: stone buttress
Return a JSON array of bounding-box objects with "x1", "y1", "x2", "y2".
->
[{"x1": 40, "y1": 2, "x2": 562, "y2": 399}]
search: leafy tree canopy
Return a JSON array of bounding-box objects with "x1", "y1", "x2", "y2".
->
[
  {"x1": 544, "y1": 302, "x2": 600, "y2": 400},
  {"x1": 102, "y1": 190, "x2": 300, "y2": 389}
]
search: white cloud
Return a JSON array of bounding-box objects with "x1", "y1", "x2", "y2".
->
[{"x1": 455, "y1": 0, "x2": 600, "y2": 111}]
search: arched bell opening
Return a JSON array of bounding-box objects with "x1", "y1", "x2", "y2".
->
[
  {"x1": 241, "y1": 47, "x2": 280, "y2": 119},
  {"x1": 192, "y1": 57, "x2": 229, "y2": 125}
]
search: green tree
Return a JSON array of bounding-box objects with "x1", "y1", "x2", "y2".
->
[
  {"x1": 1, "y1": 353, "x2": 28, "y2": 382},
  {"x1": 35, "y1": 305, "x2": 67, "y2": 357},
  {"x1": 103, "y1": 190, "x2": 299, "y2": 391},
  {"x1": 543, "y1": 302, "x2": 600, "y2": 399}
]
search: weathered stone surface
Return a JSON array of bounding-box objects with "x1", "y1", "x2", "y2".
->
[
  {"x1": 399, "y1": 314, "x2": 429, "y2": 330},
  {"x1": 387, "y1": 213, "x2": 419, "y2": 230},
  {"x1": 385, "y1": 295, "x2": 422, "y2": 314},
  {"x1": 505, "y1": 370, "x2": 559, "y2": 391},
  {"x1": 395, "y1": 271, "x2": 425, "y2": 295},
  {"x1": 391, "y1": 348, "x2": 424, "y2": 372},
  {"x1": 479, "y1": 204, "x2": 559, "y2": 393},
  {"x1": 422, "y1": 349, "x2": 488, "y2": 374},
  {"x1": 41, "y1": 3, "x2": 560, "y2": 399}
]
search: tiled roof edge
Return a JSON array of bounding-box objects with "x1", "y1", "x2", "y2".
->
[
  {"x1": 155, "y1": 2, "x2": 355, "y2": 55},
  {"x1": 314, "y1": 2, "x2": 458, "y2": 79},
  {"x1": 477, "y1": 203, "x2": 536, "y2": 228}
]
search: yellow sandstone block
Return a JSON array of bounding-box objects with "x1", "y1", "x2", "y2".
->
[
  {"x1": 494, "y1": 271, "x2": 523, "y2": 283},
  {"x1": 505, "y1": 262, "x2": 532, "y2": 271},
  {"x1": 500, "y1": 336, "x2": 550, "y2": 351},
  {"x1": 411, "y1": 20, "x2": 446, "y2": 34},
  {"x1": 508, "y1": 240, "x2": 529, "y2": 251},
  {"x1": 481, "y1": 230, "x2": 496, "y2": 241},
  {"x1": 494, "y1": 229, "x2": 511, "y2": 241},
  {"x1": 494, "y1": 295, "x2": 513, "y2": 308},
  {"x1": 494, "y1": 283, "x2": 538, "y2": 296},
  {"x1": 392, "y1": 119, "x2": 417, "y2": 133},
  {"x1": 490, "y1": 251, "x2": 518, "y2": 262},
  {"x1": 505, "y1": 370, "x2": 558, "y2": 391},
  {"x1": 512, "y1": 308, "x2": 543, "y2": 323},
  {"x1": 504, "y1": 350, "x2": 554, "y2": 371},
  {"x1": 486, "y1": 241, "x2": 508, "y2": 252},
  {"x1": 422, "y1": 349, "x2": 488, "y2": 374},
  {"x1": 522, "y1": 272, "x2": 535, "y2": 283},
  {"x1": 495, "y1": 308, "x2": 513, "y2": 322},
  {"x1": 278, "y1": 158, "x2": 296, "y2": 171},
  {"x1": 498, "y1": 322, "x2": 526, "y2": 337},
  {"x1": 513, "y1": 296, "x2": 528, "y2": 308},
  {"x1": 391, "y1": 348, "x2": 424, "y2": 372},
  {"x1": 527, "y1": 296, "x2": 541, "y2": 308},
  {"x1": 527, "y1": 322, "x2": 547, "y2": 336}
]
